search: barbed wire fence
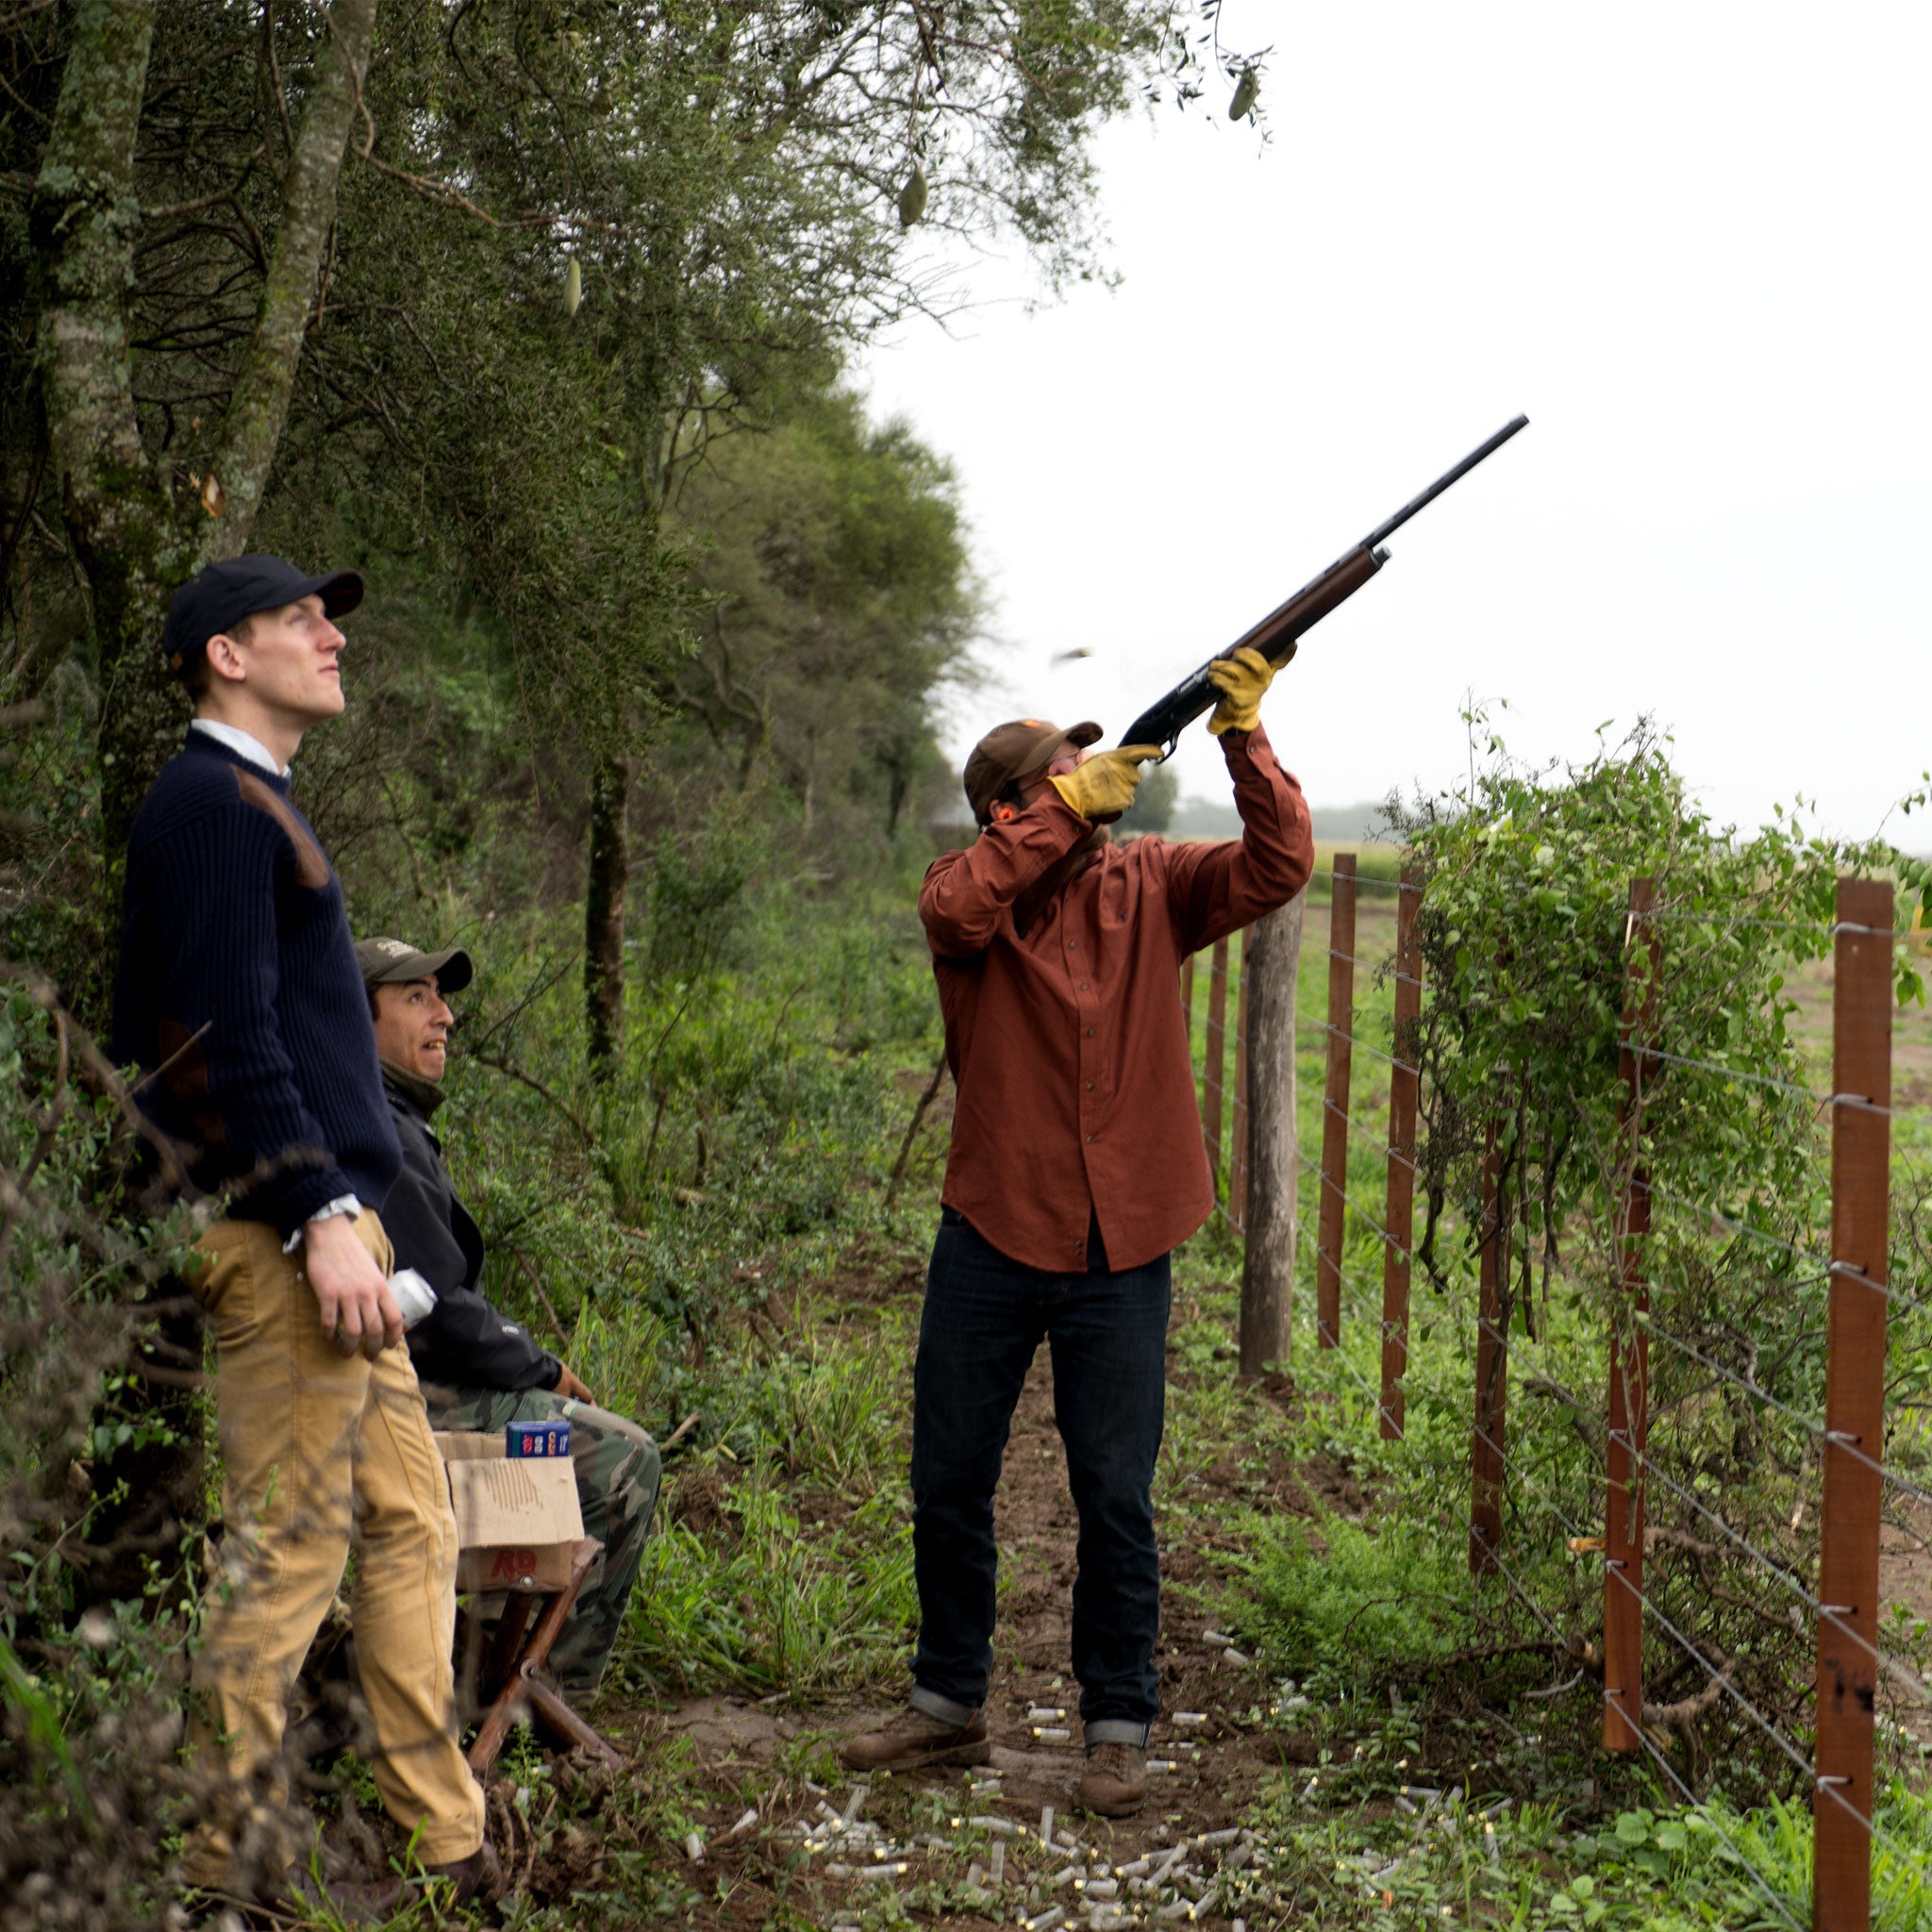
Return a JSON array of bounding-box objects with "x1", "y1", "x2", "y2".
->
[{"x1": 1183, "y1": 860, "x2": 1932, "y2": 1932}]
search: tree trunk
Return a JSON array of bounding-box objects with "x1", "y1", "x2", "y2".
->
[
  {"x1": 1239, "y1": 890, "x2": 1307, "y2": 1376},
  {"x1": 207, "y1": 0, "x2": 377, "y2": 559},
  {"x1": 32, "y1": 0, "x2": 381, "y2": 862},
  {"x1": 584, "y1": 751, "x2": 630, "y2": 1075},
  {"x1": 30, "y1": 0, "x2": 188, "y2": 864}
]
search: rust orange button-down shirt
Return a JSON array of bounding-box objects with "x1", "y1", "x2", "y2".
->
[{"x1": 920, "y1": 724, "x2": 1314, "y2": 1273}]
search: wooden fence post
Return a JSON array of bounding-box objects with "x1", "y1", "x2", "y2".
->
[
  {"x1": 1469, "y1": 1123, "x2": 1507, "y2": 1576},
  {"x1": 1239, "y1": 894, "x2": 1307, "y2": 1376},
  {"x1": 1812, "y1": 876, "x2": 1893, "y2": 1932},
  {"x1": 1229, "y1": 932, "x2": 1252, "y2": 1230},
  {"x1": 1604, "y1": 877, "x2": 1658, "y2": 1755},
  {"x1": 1180, "y1": 952, "x2": 1195, "y2": 1048},
  {"x1": 1378, "y1": 864, "x2": 1424, "y2": 1439},
  {"x1": 1316, "y1": 856, "x2": 1358, "y2": 1349},
  {"x1": 1203, "y1": 936, "x2": 1229, "y2": 1185}
]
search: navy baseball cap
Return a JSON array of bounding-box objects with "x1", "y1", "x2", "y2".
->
[{"x1": 160, "y1": 554, "x2": 363, "y2": 677}]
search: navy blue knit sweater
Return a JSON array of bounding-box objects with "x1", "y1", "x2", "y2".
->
[{"x1": 113, "y1": 731, "x2": 401, "y2": 1235}]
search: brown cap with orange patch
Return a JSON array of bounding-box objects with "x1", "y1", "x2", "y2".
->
[{"x1": 962, "y1": 717, "x2": 1102, "y2": 825}]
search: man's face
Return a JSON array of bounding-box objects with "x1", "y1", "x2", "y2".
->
[
  {"x1": 209, "y1": 594, "x2": 347, "y2": 726},
  {"x1": 373, "y1": 976, "x2": 454, "y2": 1081},
  {"x1": 1016, "y1": 738, "x2": 1087, "y2": 808}
]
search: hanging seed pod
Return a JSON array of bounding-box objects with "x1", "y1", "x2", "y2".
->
[
  {"x1": 1229, "y1": 67, "x2": 1258, "y2": 120},
  {"x1": 897, "y1": 161, "x2": 928, "y2": 228},
  {"x1": 564, "y1": 257, "x2": 583, "y2": 316}
]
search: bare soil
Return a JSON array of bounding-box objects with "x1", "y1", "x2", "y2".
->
[{"x1": 519, "y1": 1283, "x2": 1340, "y2": 1928}]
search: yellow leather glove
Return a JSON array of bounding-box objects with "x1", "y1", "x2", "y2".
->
[
  {"x1": 1047, "y1": 744, "x2": 1163, "y2": 823},
  {"x1": 1207, "y1": 644, "x2": 1275, "y2": 736}
]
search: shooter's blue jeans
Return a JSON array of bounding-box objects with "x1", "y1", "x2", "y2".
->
[{"x1": 908, "y1": 1208, "x2": 1170, "y2": 1745}]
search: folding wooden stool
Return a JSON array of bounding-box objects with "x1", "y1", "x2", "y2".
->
[{"x1": 460, "y1": 1537, "x2": 624, "y2": 1773}]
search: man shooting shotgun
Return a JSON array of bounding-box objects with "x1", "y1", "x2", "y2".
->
[{"x1": 840, "y1": 416, "x2": 1526, "y2": 1815}]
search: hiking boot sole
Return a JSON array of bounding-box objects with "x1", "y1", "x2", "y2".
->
[
  {"x1": 1074, "y1": 1785, "x2": 1143, "y2": 1816},
  {"x1": 839, "y1": 1735, "x2": 991, "y2": 1773},
  {"x1": 1073, "y1": 1777, "x2": 1148, "y2": 1818}
]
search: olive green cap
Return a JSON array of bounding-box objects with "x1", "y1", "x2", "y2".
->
[
  {"x1": 354, "y1": 937, "x2": 475, "y2": 994},
  {"x1": 962, "y1": 717, "x2": 1102, "y2": 825}
]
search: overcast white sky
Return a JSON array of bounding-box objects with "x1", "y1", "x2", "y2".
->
[{"x1": 860, "y1": 0, "x2": 1930, "y2": 844}]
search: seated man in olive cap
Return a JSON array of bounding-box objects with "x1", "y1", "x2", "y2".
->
[
  {"x1": 841, "y1": 649, "x2": 1312, "y2": 1817},
  {"x1": 358, "y1": 936, "x2": 661, "y2": 1694}
]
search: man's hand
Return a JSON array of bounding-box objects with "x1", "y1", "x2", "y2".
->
[
  {"x1": 1207, "y1": 645, "x2": 1275, "y2": 737},
  {"x1": 1047, "y1": 744, "x2": 1163, "y2": 824},
  {"x1": 553, "y1": 1364, "x2": 594, "y2": 1404},
  {"x1": 302, "y1": 1213, "x2": 403, "y2": 1360}
]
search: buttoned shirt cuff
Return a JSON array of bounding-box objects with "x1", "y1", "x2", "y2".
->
[{"x1": 282, "y1": 1194, "x2": 364, "y2": 1255}]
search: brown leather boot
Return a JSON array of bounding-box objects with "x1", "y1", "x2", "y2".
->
[
  {"x1": 1074, "y1": 1741, "x2": 1148, "y2": 1817},
  {"x1": 839, "y1": 1704, "x2": 991, "y2": 1773},
  {"x1": 425, "y1": 1839, "x2": 505, "y2": 1905}
]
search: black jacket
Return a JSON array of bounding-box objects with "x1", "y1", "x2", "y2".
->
[{"x1": 381, "y1": 1064, "x2": 560, "y2": 1393}]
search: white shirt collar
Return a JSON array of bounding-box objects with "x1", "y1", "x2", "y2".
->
[{"x1": 191, "y1": 718, "x2": 291, "y2": 779}]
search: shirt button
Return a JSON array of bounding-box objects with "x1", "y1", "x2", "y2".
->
[
  {"x1": 1068, "y1": 941, "x2": 1078, "y2": 951},
  {"x1": 1086, "y1": 1081, "x2": 1094, "y2": 1091},
  {"x1": 1086, "y1": 1134, "x2": 1094, "y2": 1142},
  {"x1": 1086, "y1": 1026, "x2": 1095, "y2": 1037},
  {"x1": 1081, "y1": 982, "x2": 1090, "y2": 991}
]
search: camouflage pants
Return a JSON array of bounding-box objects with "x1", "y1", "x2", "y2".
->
[{"x1": 421, "y1": 1383, "x2": 660, "y2": 1693}]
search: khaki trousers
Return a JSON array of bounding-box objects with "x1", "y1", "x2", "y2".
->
[{"x1": 185, "y1": 1211, "x2": 485, "y2": 1884}]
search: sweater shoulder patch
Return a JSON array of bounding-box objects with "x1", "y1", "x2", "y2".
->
[
  {"x1": 157, "y1": 1016, "x2": 225, "y2": 1150},
  {"x1": 232, "y1": 768, "x2": 329, "y2": 890}
]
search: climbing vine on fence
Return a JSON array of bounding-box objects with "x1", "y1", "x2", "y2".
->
[
  {"x1": 1367, "y1": 715, "x2": 1931, "y2": 1797},
  {"x1": 1391, "y1": 714, "x2": 1918, "y2": 1312}
]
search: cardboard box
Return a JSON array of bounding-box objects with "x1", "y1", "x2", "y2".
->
[{"x1": 435, "y1": 1431, "x2": 584, "y2": 1592}]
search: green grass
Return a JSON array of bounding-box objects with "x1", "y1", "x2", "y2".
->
[
  {"x1": 623, "y1": 1476, "x2": 916, "y2": 1702},
  {"x1": 1226, "y1": 1778, "x2": 1932, "y2": 1931}
]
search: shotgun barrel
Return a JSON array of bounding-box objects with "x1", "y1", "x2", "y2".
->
[{"x1": 1116, "y1": 415, "x2": 1529, "y2": 754}]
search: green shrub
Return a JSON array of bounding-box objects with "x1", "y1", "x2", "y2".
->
[{"x1": 1239, "y1": 1511, "x2": 1469, "y2": 1689}]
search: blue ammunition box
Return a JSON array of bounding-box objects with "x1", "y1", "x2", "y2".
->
[{"x1": 506, "y1": 1419, "x2": 571, "y2": 1458}]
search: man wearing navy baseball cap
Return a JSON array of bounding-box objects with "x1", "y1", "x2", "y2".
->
[{"x1": 115, "y1": 557, "x2": 495, "y2": 1911}]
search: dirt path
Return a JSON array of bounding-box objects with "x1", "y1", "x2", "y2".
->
[{"x1": 585, "y1": 1305, "x2": 1337, "y2": 1928}]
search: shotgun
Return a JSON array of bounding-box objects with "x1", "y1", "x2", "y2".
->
[{"x1": 1117, "y1": 415, "x2": 1529, "y2": 754}]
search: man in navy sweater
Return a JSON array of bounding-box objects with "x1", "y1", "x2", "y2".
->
[{"x1": 116, "y1": 557, "x2": 492, "y2": 1909}]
